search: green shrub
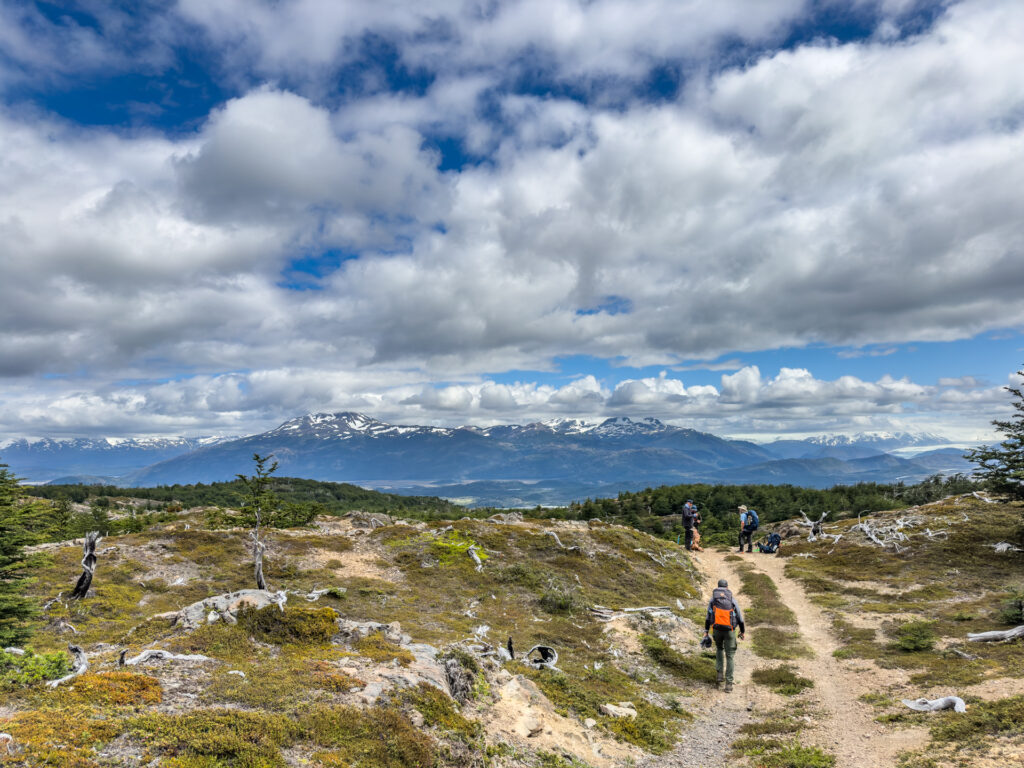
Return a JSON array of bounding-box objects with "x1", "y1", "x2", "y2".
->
[
  {"x1": 751, "y1": 666, "x2": 814, "y2": 696},
  {"x1": 759, "y1": 742, "x2": 836, "y2": 768},
  {"x1": 998, "y1": 587, "x2": 1024, "y2": 625},
  {"x1": 0, "y1": 649, "x2": 71, "y2": 688},
  {"x1": 539, "y1": 580, "x2": 583, "y2": 614},
  {"x1": 237, "y1": 605, "x2": 337, "y2": 645},
  {"x1": 892, "y1": 621, "x2": 937, "y2": 652}
]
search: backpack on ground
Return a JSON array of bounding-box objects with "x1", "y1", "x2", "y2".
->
[
  {"x1": 757, "y1": 532, "x2": 781, "y2": 554},
  {"x1": 746, "y1": 509, "x2": 760, "y2": 530},
  {"x1": 711, "y1": 587, "x2": 736, "y2": 629}
]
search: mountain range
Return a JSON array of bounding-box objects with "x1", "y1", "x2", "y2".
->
[{"x1": 0, "y1": 413, "x2": 973, "y2": 505}]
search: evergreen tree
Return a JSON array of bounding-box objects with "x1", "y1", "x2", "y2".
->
[
  {"x1": 965, "y1": 366, "x2": 1024, "y2": 501},
  {"x1": 237, "y1": 453, "x2": 280, "y2": 590},
  {"x1": 0, "y1": 462, "x2": 35, "y2": 646}
]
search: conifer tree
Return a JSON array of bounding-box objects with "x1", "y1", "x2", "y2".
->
[
  {"x1": 0, "y1": 462, "x2": 35, "y2": 646},
  {"x1": 965, "y1": 366, "x2": 1024, "y2": 501},
  {"x1": 237, "y1": 453, "x2": 280, "y2": 590}
]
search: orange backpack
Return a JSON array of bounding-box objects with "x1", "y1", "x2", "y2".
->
[{"x1": 711, "y1": 588, "x2": 735, "y2": 629}]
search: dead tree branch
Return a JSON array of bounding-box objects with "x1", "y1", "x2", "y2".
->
[
  {"x1": 46, "y1": 645, "x2": 88, "y2": 688},
  {"x1": 69, "y1": 532, "x2": 101, "y2": 600},
  {"x1": 796, "y1": 511, "x2": 829, "y2": 542},
  {"x1": 967, "y1": 625, "x2": 1024, "y2": 643},
  {"x1": 544, "y1": 531, "x2": 582, "y2": 552},
  {"x1": 902, "y1": 696, "x2": 967, "y2": 713}
]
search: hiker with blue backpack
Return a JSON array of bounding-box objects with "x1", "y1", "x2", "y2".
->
[
  {"x1": 738, "y1": 504, "x2": 759, "y2": 553},
  {"x1": 703, "y1": 579, "x2": 745, "y2": 692}
]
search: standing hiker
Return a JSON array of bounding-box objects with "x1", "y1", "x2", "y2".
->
[
  {"x1": 737, "y1": 504, "x2": 758, "y2": 553},
  {"x1": 703, "y1": 578, "x2": 745, "y2": 692},
  {"x1": 682, "y1": 500, "x2": 700, "y2": 550}
]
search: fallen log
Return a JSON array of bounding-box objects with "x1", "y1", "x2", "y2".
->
[
  {"x1": 0, "y1": 733, "x2": 13, "y2": 755},
  {"x1": 46, "y1": 645, "x2": 88, "y2": 688},
  {"x1": 902, "y1": 696, "x2": 967, "y2": 713},
  {"x1": 967, "y1": 625, "x2": 1024, "y2": 643}
]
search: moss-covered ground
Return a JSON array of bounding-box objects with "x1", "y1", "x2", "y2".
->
[{"x1": 2, "y1": 514, "x2": 706, "y2": 766}]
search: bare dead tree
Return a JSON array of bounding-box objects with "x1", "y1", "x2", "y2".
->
[
  {"x1": 69, "y1": 532, "x2": 101, "y2": 600},
  {"x1": 796, "y1": 511, "x2": 829, "y2": 542}
]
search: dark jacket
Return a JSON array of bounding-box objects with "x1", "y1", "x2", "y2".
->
[
  {"x1": 682, "y1": 504, "x2": 698, "y2": 529},
  {"x1": 704, "y1": 587, "x2": 745, "y2": 633}
]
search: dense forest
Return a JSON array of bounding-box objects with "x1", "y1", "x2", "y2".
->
[
  {"x1": 17, "y1": 471, "x2": 981, "y2": 546},
  {"x1": 560, "y1": 474, "x2": 980, "y2": 543},
  {"x1": 24, "y1": 476, "x2": 462, "y2": 515}
]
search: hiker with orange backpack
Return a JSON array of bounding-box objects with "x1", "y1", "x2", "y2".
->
[{"x1": 703, "y1": 579, "x2": 745, "y2": 692}]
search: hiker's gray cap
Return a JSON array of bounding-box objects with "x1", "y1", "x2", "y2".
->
[{"x1": 717, "y1": 579, "x2": 728, "y2": 587}]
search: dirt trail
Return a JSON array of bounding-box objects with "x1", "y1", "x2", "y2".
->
[
  {"x1": 646, "y1": 548, "x2": 928, "y2": 768},
  {"x1": 752, "y1": 552, "x2": 930, "y2": 767},
  {"x1": 641, "y1": 549, "x2": 766, "y2": 768}
]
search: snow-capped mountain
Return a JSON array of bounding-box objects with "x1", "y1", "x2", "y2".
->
[
  {"x1": 1, "y1": 413, "x2": 972, "y2": 503},
  {"x1": 0, "y1": 436, "x2": 234, "y2": 483},
  {"x1": 763, "y1": 432, "x2": 952, "y2": 461}
]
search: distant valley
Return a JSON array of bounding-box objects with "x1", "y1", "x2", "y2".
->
[{"x1": 1, "y1": 413, "x2": 973, "y2": 506}]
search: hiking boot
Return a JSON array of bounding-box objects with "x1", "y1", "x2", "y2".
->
[
  {"x1": 717, "y1": 672, "x2": 724, "y2": 684},
  {"x1": 746, "y1": 547, "x2": 752, "y2": 553},
  {"x1": 736, "y1": 548, "x2": 744, "y2": 552},
  {"x1": 725, "y1": 682, "x2": 733, "y2": 693}
]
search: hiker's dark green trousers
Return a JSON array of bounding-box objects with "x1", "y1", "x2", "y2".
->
[{"x1": 713, "y1": 627, "x2": 737, "y2": 684}]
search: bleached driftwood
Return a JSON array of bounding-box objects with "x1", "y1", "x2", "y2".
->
[
  {"x1": 46, "y1": 645, "x2": 88, "y2": 688},
  {"x1": 525, "y1": 645, "x2": 560, "y2": 671},
  {"x1": 69, "y1": 532, "x2": 101, "y2": 600},
  {"x1": 3, "y1": 647, "x2": 25, "y2": 656},
  {"x1": 164, "y1": 589, "x2": 288, "y2": 630},
  {"x1": 972, "y1": 491, "x2": 996, "y2": 504},
  {"x1": 468, "y1": 545, "x2": 483, "y2": 572},
  {"x1": 967, "y1": 625, "x2": 1024, "y2": 643},
  {"x1": 119, "y1": 649, "x2": 216, "y2": 666},
  {"x1": 990, "y1": 542, "x2": 1024, "y2": 553},
  {"x1": 544, "y1": 531, "x2": 582, "y2": 552},
  {"x1": 924, "y1": 528, "x2": 948, "y2": 539},
  {"x1": 589, "y1": 605, "x2": 674, "y2": 622},
  {"x1": 902, "y1": 696, "x2": 967, "y2": 713},
  {"x1": 850, "y1": 514, "x2": 925, "y2": 552},
  {"x1": 0, "y1": 733, "x2": 13, "y2": 755},
  {"x1": 796, "y1": 511, "x2": 829, "y2": 542},
  {"x1": 633, "y1": 548, "x2": 669, "y2": 567}
]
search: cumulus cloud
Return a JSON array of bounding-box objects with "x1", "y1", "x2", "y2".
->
[
  {"x1": 1, "y1": 0, "x2": 1023, "y2": 441},
  {"x1": 0, "y1": 366, "x2": 1011, "y2": 444}
]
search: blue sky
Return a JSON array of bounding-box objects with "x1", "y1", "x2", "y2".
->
[{"x1": 1, "y1": 0, "x2": 1023, "y2": 443}]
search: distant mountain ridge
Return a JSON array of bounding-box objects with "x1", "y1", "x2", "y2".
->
[
  {"x1": 0, "y1": 413, "x2": 970, "y2": 503},
  {"x1": 0, "y1": 436, "x2": 234, "y2": 483}
]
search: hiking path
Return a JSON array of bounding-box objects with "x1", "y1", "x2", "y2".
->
[{"x1": 644, "y1": 546, "x2": 928, "y2": 768}]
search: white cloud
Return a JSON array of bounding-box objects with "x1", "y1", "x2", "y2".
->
[{"x1": 1, "y1": 1, "x2": 1023, "y2": 441}]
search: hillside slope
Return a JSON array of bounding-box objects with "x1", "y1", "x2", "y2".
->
[{"x1": 1, "y1": 513, "x2": 711, "y2": 767}]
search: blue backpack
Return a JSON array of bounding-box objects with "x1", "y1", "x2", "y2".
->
[{"x1": 746, "y1": 509, "x2": 759, "y2": 530}]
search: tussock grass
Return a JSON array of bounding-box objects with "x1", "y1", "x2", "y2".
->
[{"x1": 751, "y1": 666, "x2": 814, "y2": 696}]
